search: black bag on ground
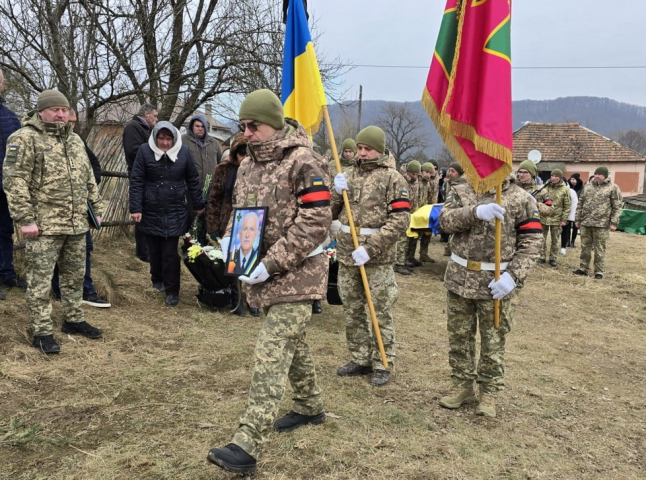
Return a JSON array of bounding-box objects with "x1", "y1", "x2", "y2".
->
[{"x1": 181, "y1": 244, "x2": 233, "y2": 309}]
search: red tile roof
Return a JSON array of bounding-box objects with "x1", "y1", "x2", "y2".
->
[{"x1": 513, "y1": 122, "x2": 646, "y2": 164}]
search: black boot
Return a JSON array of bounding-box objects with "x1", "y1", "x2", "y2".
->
[
  {"x1": 61, "y1": 321, "x2": 102, "y2": 339},
  {"x1": 32, "y1": 335, "x2": 60, "y2": 354},
  {"x1": 312, "y1": 300, "x2": 322, "y2": 314},
  {"x1": 274, "y1": 411, "x2": 325, "y2": 432},
  {"x1": 207, "y1": 443, "x2": 257, "y2": 473}
]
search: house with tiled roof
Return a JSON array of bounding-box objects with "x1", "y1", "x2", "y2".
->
[{"x1": 513, "y1": 122, "x2": 645, "y2": 196}]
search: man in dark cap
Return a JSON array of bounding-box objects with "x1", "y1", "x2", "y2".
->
[
  {"x1": 573, "y1": 166, "x2": 623, "y2": 279},
  {"x1": 3, "y1": 90, "x2": 103, "y2": 353}
]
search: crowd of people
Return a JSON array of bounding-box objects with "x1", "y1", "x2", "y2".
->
[{"x1": 0, "y1": 77, "x2": 626, "y2": 474}]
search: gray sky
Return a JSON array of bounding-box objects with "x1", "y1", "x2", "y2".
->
[{"x1": 311, "y1": 0, "x2": 646, "y2": 106}]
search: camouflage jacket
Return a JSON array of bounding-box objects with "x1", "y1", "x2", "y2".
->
[
  {"x1": 427, "y1": 176, "x2": 439, "y2": 204},
  {"x1": 402, "y1": 171, "x2": 420, "y2": 212},
  {"x1": 224, "y1": 119, "x2": 331, "y2": 308},
  {"x1": 331, "y1": 150, "x2": 411, "y2": 266},
  {"x1": 575, "y1": 178, "x2": 623, "y2": 228},
  {"x1": 3, "y1": 111, "x2": 101, "y2": 235},
  {"x1": 328, "y1": 155, "x2": 355, "y2": 178},
  {"x1": 439, "y1": 177, "x2": 542, "y2": 300},
  {"x1": 539, "y1": 179, "x2": 570, "y2": 225},
  {"x1": 517, "y1": 178, "x2": 555, "y2": 217},
  {"x1": 418, "y1": 178, "x2": 430, "y2": 209}
]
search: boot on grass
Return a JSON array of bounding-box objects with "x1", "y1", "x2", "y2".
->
[{"x1": 439, "y1": 385, "x2": 477, "y2": 409}]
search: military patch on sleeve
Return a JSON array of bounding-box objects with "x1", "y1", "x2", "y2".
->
[
  {"x1": 444, "y1": 193, "x2": 453, "y2": 207},
  {"x1": 400, "y1": 189, "x2": 408, "y2": 198},
  {"x1": 5, "y1": 145, "x2": 19, "y2": 163},
  {"x1": 310, "y1": 176, "x2": 324, "y2": 187},
  {"x1": 532, "y1": 208, "x2": 540, "y2": 219},
  {"x1": 389, "y1": 197, "x2": 411, "y2": 213}
]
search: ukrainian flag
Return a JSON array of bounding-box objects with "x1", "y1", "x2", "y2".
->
[{"x1": 281, "y1": 0, "x2": 326, "y2": 135}]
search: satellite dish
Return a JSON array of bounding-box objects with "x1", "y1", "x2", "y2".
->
[{"x1": 527, "y1": 149, "x2": 542, "y2": 164}]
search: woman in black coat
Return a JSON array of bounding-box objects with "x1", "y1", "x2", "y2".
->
[{"x1": 130, "y1": 121, "x2": 205, "y2": 306}]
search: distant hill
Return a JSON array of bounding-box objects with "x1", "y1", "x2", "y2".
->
[{"x1": 327, "y1": 96, "x2": 646, "y2": 158}]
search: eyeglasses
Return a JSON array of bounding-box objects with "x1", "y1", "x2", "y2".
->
[{"x1": 239, "y1": 121, "x2": 259, "y2": 133}]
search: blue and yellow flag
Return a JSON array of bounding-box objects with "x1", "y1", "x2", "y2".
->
[{"x1": 281, "y1": 0, "x2": 326, "y2": 135}]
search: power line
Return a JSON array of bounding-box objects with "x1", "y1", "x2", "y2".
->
[{"x1": 350, "y1": 64, "x2": 646, "y2": 70}]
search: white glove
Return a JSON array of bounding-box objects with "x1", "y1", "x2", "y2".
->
[
  {"x1": 476, "y1": 203, "x2": 506, "y2": 222},
  {"x1": 239, "y1": 262, "x2": 270, "y2": 285},
  {"x1": 330, "y1": 219, "x2": 342, "y2": 237},
  {"x1": 488, "y1": 272, "x2": 516, "y2": 299},
  {"x1": 352, "y1": 246, "x2": 370, "y2": 266},
  {"x1": 334, "y1": 173, "x2": 348, "y2": 194},
  {"x1": 220, "y1": 236, "x2": 230, "y2": 256}
]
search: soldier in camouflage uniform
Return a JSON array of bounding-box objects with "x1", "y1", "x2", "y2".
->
[
  {"x1": 417, "y1": 162, "x2": 436, "y2": 263},
  {"x1": 573, "y1": 166, "x2": 623, "y2": 279},
  {"x1": 395, "y1": 160, "x2": 421, "y2": 274},
  {"x1": 537, "y1": 169, "x2": 570, "y2": 267},
  {"x1": 3, "y1": 90, "x2": 103, "y2": 354},
  {"x1": 515, "y1": 160, "x2": 555, "y2": 218},
  {"x1": 331, "y1": 126, "x2": 410, "y2": 388},
  {"x1": 441, "y1": 163, "x2": 468, "y2": 256},
  {"x1": 207, "y1": 90, "x2": 331, "y2": 474},
  {"x1": 328, "y1": 137, "x2": 356, "y2": 178},
  {"x1": 438, "y1": 176, "x2": 542, "y2": 417}
]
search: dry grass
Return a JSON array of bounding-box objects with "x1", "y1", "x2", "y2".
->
[{"x1": 1, "y1": 231, "x2": 645, "y2": 479}]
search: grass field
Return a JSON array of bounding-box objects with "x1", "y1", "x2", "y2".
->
[{"x1": 1, "y1": 231, "x2": 645, "y2": 479}]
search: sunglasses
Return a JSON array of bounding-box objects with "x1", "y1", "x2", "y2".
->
[{"x1": 238, "y1": 121, "x2": 259, "y2": 133}]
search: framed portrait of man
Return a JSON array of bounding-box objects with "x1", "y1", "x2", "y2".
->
[{"x1": 225, "y1": 207, "x2": 267, "y2": 277}]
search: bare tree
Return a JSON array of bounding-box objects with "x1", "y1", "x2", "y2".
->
[
  {"x1": 0, "y1": 0, "x2": 349, "y2": 138},
  {"x1": 614, "y1": 129, "x2": 646, "y2": 155},
  {"x1": 376, "y1": 103, "x2": 428, "y2": 165}
]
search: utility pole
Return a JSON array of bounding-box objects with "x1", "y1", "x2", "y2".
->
[{"x1": 356, "y1": 85, "x2": 363, "y2": 133}]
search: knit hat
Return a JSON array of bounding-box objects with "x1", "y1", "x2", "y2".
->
[
  {"x1": 449, "y1": 162, "x2": 464, "y2": 176},
  {"x1": 518, "y1": 159, "x2": 537, "y2": 178},
  {"x1": 407, "y1": 160, "x2": 421, "y2": 173},
  {"x1": 341, "y1": 138, "x2": 357, "y2": 153},
  {"x1": 37, "y1": 90, "x2": 70, "y2": 111},
  {"x1": 421, "y1": 162, "x2": 436, "y2": 173},
  {"x1": 356, "y1": 126, "x2": 386, "y2": 153},
  {"x1": 238, "y1": 89, "x2": 285, "y2": 130},
  {"x1": 571, "y1": 172, "x2": 581, "y2": 179},
  {"x1": 594, "y1": 166, "x2": 609, "y2": 178},
  {"x1": 551, "y1": 169, "x2": 563, "y2": 178},
  {"x1": 430, "y1": 159, "x2": 439, "y2": 169}
]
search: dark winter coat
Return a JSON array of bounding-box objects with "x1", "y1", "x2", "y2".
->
[
  {"x1": 129, "y1": 122, "x2": 204, "y2": 238},
  {"x1": 0, "y1": 96, "x2": 21, "y2": 185},
  {"x1": 122, "y1": 116, "x2": 152, "y2": 175},
  {"x1": 181, "y1": 113, "x2": 222, "y2": 192}
]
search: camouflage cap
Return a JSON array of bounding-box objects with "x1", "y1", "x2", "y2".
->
[
  {"x1": 341, "y1": 138, "x2": 357, "y2": 153},
  {"x1": 594, "y1": 166, "x2": 609, "y2": 178},
  {"x1": 518, "y1": 159, "x2": 537, "y2": 178},
  {"x1": 421, "y1": 162, "x2": 436, "y2": 173},
  {"x1": 37, "y1": 90, "x2": 70, "y2": 111},
  {"x1": 407, "y1": 160, "x2": 421, "y2": 173},
  {"x1": 356, "y1": 126, "x2": 386, "y2": 153},
  {"x1": 238, "y1": 89, "x2": 285, "y2": 130}
]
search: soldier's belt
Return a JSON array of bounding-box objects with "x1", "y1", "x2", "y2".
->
[
  {"x1": 308, "y1": 235, "x2": 330, "y2": 257},
  {"x1": 339, "y1": 225, "x2": 380, "y2": 235},
  {"x1": 450, "y1": 253, "x2": 508, "y2": 272}
]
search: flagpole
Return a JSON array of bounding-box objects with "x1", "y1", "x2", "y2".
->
[
  {"x1": 323, "y1": 106, "x2": 389, "y2": 369},
  {"x1": 494, "y1": 183, "x2": 502, "y2": 328}
]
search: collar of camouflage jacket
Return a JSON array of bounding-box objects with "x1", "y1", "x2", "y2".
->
[
  {"x1": 357, "y1": 149, "x2": 392, "y2": 171},
  {"x1": 22, "y1": 110, "x2": 72, "y2": 137},
  {"x1": 247, "y1": 117, "x2": 309, "y2": 163}
]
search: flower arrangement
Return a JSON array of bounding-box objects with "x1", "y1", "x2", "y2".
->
[
  {"x1": 324, "y1": 241, "x2": 337, "y2": 263},
  {"x1": 183, "y1": 233, "x2": 223, "y2": 264}
]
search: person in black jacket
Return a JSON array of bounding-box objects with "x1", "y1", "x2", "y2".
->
[
  {"x1": 123, "y1": 103, "x2": 158, "y2": 262},
  {"x1": 129, "y1": 121, "x2": 204, "y2": 307}
]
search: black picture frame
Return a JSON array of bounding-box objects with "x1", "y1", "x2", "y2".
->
[{"x1": 225, "y1": 207, "x2": 268, "y2": 277}]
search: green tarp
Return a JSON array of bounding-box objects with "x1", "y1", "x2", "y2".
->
[{"x1": 618, "y1": 209, "x2": 646, "y2": 235}]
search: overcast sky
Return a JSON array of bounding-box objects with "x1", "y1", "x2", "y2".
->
[{"x1": 310, "y1": 0, "x2": 646, "y2": 107}]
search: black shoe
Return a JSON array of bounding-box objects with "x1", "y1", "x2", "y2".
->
[
  {"x1": 232, "y1": 302, "x2": 246, "y2": 316},
  {"x1": 274, "y1": 410, "x2": 326, "y2": 432},
  {"x1": 0, "y1": 288, "x2": 5, "y2": 301},
  {"x1": 394, "y1": 264, "x2": 412, "y2": 275},
  {"x1": 249, "y1": 307, "x2": 260, "y2": 317},
  {"x1": 405, "y1": 259, "x2": 423, "y2": 267},
  {"x1": 371, "y1": 369, "x2": 391, "y2": 387},
  {"x1": 537, "y1": 258, "x2": 546, "y2": 264},
  {"x1": 165, "y1": 294, "x2": 179, "y2": 307},
  {"x1": 573, "y1": 269, "x2": 587, "y2": 276},
  {"x1": 0, "y1": 276, "x2": 27, "y2": 289},
  {"x1": 337, "y1": 360, "x2": 373, "y2": 377},
  {"x1": 152, "y1": 282, "x2": 165, "y2": 293},
  {"x1": 594, "y1": 274, "x2": 603, "y2": 280},
  {"x1": 32, "y1": 334, "x2": 60, "y2": 354},
  {"x1": 83, "y1": 293, "x2": 111, "y2": 308},
  {"x1": 312, "y1": 300, "x2": 322, "y2": 314},
  {"x1": 207, "y1": 443, "x2": 257, "y2": 474},
  {"x1": 549, "y1": 260, "x2": 557, "y2": 267},
  {"x1": 61, "y1": 321, "x2": 102, "y2": 339}
]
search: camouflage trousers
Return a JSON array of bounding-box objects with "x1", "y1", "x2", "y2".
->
[
  {"x1": 540, "y1": 223, "x2": 562, "y2": 261},
  {"x1": 338, "y1": 263, "x2": 397, "y2": 371},
  {"x1": 579, "y1": 226, "x2": 609, "y2": 275},
  {"x1": 419, "y1": 233, "x2": 431, "y2": 256},
  {"x1": 232, "y1": 301, "x2": 323, "y2": 460},
  {"x1": 396, "y1": 234, "x2": 417, "y2": 264},
  {"x1": 446, "y1": 290, "x2": 513, "y2": 396},
  {"x1": 25, "y1": 234, "x2": 87, "y2": 336}
]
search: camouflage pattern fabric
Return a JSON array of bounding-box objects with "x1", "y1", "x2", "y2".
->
[
  {"x1": 26, "y1": 234, "x2": 86, "y2": 336},
  {"x1": 575, "y1": 177, "x2": 623, "y2": 228},
  {"x1": 331, "y1": 150, "x2": 410, "y2": 266},
  {"x1": 3, "y1": 111, "x2": 102, "y2": 234},
  {"x1": 224, "y1": 119, "x2": 331, "y2": 308},
  {"x1": 538, "y1": 179, "x2": 570, "y2": 225},
  {"x1": 337, "y1": 263, "x2": 397, "y2": 370},
  {"x1": 328, "y1": 155, "x2": 355, "y2": 178},
  {"x1": 440, "y1": 177, "x2": 542, "y2": 300},
  {"x1": 232, "y1": 301, "x2": 323, "y2": 460},
  {"x1": 517, "y1": 178, "x2": 555, "y2": 217},
  {"x1": 446, "y1": 290, "x2": 512, "y2": 396},
  {"x1": 418, "y1": 177, "x2": 430, "y2": 209},
  {"x1": 579, "y1": 226, "x2": 610, "y2": 275},
  {"x1": 396, "y1": 235, "x2": 417, "y2": 264},
  {"x1": 419, "y1": 233, "x2": 431, "y2": 256},
  {"x1": 427, "y1": 176, "x2": 439, "y2": 204},
  {"x1": 540, "y1": 224, "x2": 561, "y2": 262}
]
